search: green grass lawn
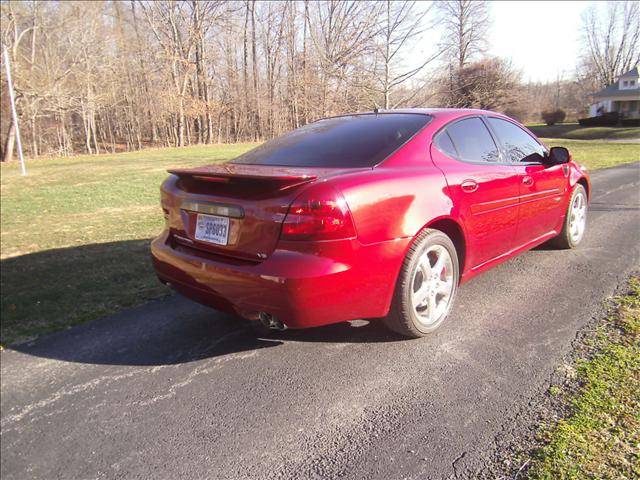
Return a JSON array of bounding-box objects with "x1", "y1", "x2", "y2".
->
[
  {"x1": 1, "y1": 144, "x2": 255, "y2": 345},
  {"x1": 528, "y1": 277, "x2": 640, "y2": 479},
  {"x1": 0, "y1": 140, "x2": 638, "y2": 345},
  {"x1": 540, "y1": 138, "x2": 640, "y2": 170},
  {"x1": 528, "y1": 123, "x2": 640, "y2": 141}
]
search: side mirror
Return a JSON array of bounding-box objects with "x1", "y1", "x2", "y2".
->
[{"x1": 547, "y1": 146, "x2": 571, "y2": 165}]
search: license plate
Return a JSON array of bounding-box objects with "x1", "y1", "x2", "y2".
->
[{"x1": 194, "y1": 214, "x2": 229, "y2": 246}]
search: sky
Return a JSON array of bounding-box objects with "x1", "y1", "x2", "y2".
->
[
  {"x1": 489, "y1": 1, "x2": 592, "y2": 83},
  {"x1": 409, "y1": 0, "x2": 594, "y2": 84}
]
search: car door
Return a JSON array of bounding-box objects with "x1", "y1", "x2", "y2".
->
[
  {"x1": 486, "y1": 117, "x2": 567, "y2": 247},
  {"x1": 431, "y1": 116, "x2": 520, "y2": 269}
]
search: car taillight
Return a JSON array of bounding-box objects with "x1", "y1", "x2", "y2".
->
[{"x1": 281, "y1": 185, "x2": 356, "y2": 241}]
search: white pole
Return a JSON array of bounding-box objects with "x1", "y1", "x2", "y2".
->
[{"x1": 3, "y1": 44, "x2": 27, "y2": 175}]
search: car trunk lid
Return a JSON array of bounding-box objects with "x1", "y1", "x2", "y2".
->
[{"x1": 165, "y1": 164, "x2": 357, "y2": 261}]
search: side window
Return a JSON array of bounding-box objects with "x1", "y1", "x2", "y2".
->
[
  {"x1": 445, "y1": 117, "x2": 500, "y2": 163},
  {"x1": 434, "y1": 131, "x2": 458, "y2": 158},
  {"x1": 487, "y1": 117, "x2": 546, "y2": 163}
]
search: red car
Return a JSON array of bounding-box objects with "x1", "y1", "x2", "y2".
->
[{"x1": 151, "y1": 109, "x2": 590, "y2": 337}]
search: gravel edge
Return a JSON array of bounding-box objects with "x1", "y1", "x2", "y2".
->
[{"x1": 473, "y1": 272, "x2": 639, "y2": 479}]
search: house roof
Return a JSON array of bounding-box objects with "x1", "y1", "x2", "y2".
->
[
  {"x1": 593, "y1": 83, "x2": 640, "y2": 98},
  {"x1": 619, "y1": 66, "x2": 639, "y2": 78},
  {"x1": 593, "y1": 66, "x2": 640, "y2": 98}
]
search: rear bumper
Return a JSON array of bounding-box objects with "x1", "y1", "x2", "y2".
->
[{"x1": 151, "y1": 231, "x2": 410, "y2": 328}]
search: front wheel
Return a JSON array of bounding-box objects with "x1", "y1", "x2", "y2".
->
[
  {"x1": 550, "y1": 184, "x2": 588, "y2": 249},
  {"x1": 384, "y1": 229, "x2": 459, "y2": 338}
]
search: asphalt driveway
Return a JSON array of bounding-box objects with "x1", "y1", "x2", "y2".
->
[{"x1": 1, "y1": 162, "x2": 639, "y2": 479}]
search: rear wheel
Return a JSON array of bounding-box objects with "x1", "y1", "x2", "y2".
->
[
  {"x1": 549, "y1": 184, "x2": 588, "y2": 249},
  {"x1": 385, "y1": 229, "x2": 459, "y2": 338}
]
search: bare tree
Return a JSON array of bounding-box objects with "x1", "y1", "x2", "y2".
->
[
  {"x1": 1, "y1": 1, "x2": 35, "y2": 162},
  {"x1": 440, "y1": 57, "x2": 520, "y2": 111},
  {"x1": 436, "y1": 0, "x2": 490, "y2": 69},
  {"x1": 371, "y1": 1, "x2": 441, "y2": 109},
  {"x1": 580, "y1": 1, "x2": 640, "y2": 88},
  {"x1": 138, "y1": 0, "x2": 220, "y2": 147},
  {"x1": 306, "y1": 0, "x2": 382, "y2": 116},
  {"x1": 0, "y1": 0, "x2": 512, "y2": 159}
]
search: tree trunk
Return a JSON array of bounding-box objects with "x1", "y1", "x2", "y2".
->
[
  {"x1": 82, "y1": 102, "x2": 93, "y2": 154},
  {"x1": 2, "y1": 122, "x2": 16, "y2": 163},
  {"x1": 250, "y1": 0, "x2": 261, "y2": 140},
  {"x1": 302, "y1": 0, "x2": 309, "y2": 124},
  {"x1": 177, "y1": 101, "x2": 185, "y2": 146},
  {"x1": 131, "y1": 0, "x2": 158, "y2": 144},
  {"x1": 91, "y1": 111, "x2": 100, "y2": 154},
  {"x1": 30, "y1": 115, "x2": 38, "y2": 157}
]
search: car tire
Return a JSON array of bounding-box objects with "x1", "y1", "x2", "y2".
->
[
  {"x1": 549, "y1": 184, "x2": 588, "y2": 249},
  {"x1": 384, "y1": 228, "x2": 459, "y2": 338}
]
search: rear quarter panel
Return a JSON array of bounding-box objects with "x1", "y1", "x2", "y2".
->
[
  {"x1": 334, "y1": 167, "x2": 453, "y2": 245},
  {"x1": 328, "y1": 125, "x2": 455, "y2": 244}
]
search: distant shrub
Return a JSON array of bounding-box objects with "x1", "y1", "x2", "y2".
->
[
  {"x1": 578, "y1": 112, "x2": 619, "y2": 126},
  {"x1": 621, "y1": 118, "x2": 640, "y2": 127},
  {"x1": 541, "y1": 109, "x2": 567, "y2": 126},
  {"x1": 503, "y1": 108, "x2": 527, "y2": 123}
]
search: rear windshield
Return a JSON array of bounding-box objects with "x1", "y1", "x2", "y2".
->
[{"x1": 231, "y1": 113, "x2": 431, "y2": 168}]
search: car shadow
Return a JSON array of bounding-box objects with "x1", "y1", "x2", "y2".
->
[
  {"x1": 6, "y1": 300, "x2": 280, "y2": 367},
  {"x1": 8, "y1": 300, "x2": 407, "y2": 367},
  {"x1": 2, "y1": 239, "x2": 407, "y2": 367},
  {"x1": 257, "y1": 318, "x2": 408, "y2": 344},
  {"x1": 0, "y1": 239, "x2": 277, "y2": 367}
]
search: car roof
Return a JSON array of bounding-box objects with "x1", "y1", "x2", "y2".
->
[{"x1": 323, "y1": 108, "x2": 507, "y2": 122}]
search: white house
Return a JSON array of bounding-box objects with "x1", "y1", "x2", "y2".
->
[{"x1": 589, "y1": 67, "x2": 640, "y2": 118}]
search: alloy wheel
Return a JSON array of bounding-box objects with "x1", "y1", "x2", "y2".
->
[
  {"x1": 569, "y1": 190, "x2": 587, "y2": 243},
  {"x1": 411, "y1": 244, "x2": 455, "y2": 327}
]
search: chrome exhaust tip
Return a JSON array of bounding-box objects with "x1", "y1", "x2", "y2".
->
[{"x1": 258, "y1": 312, "x2": 287, "y2": 331}]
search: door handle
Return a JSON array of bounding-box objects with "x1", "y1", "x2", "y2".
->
[
  {"x1": 522, "y1": 175, "x2": 534, "y2": 186},
  {"x1": 461, "y1": 179, "x2": 478, "y2": 193}
]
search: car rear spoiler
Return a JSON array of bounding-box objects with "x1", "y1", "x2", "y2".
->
[{"x1": 167, "y1": 164, "x2": 318, "y2": 191}]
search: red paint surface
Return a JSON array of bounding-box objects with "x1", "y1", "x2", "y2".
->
[{"x1": 151, "y1": 109, "x2": 590, "y2": 328}]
